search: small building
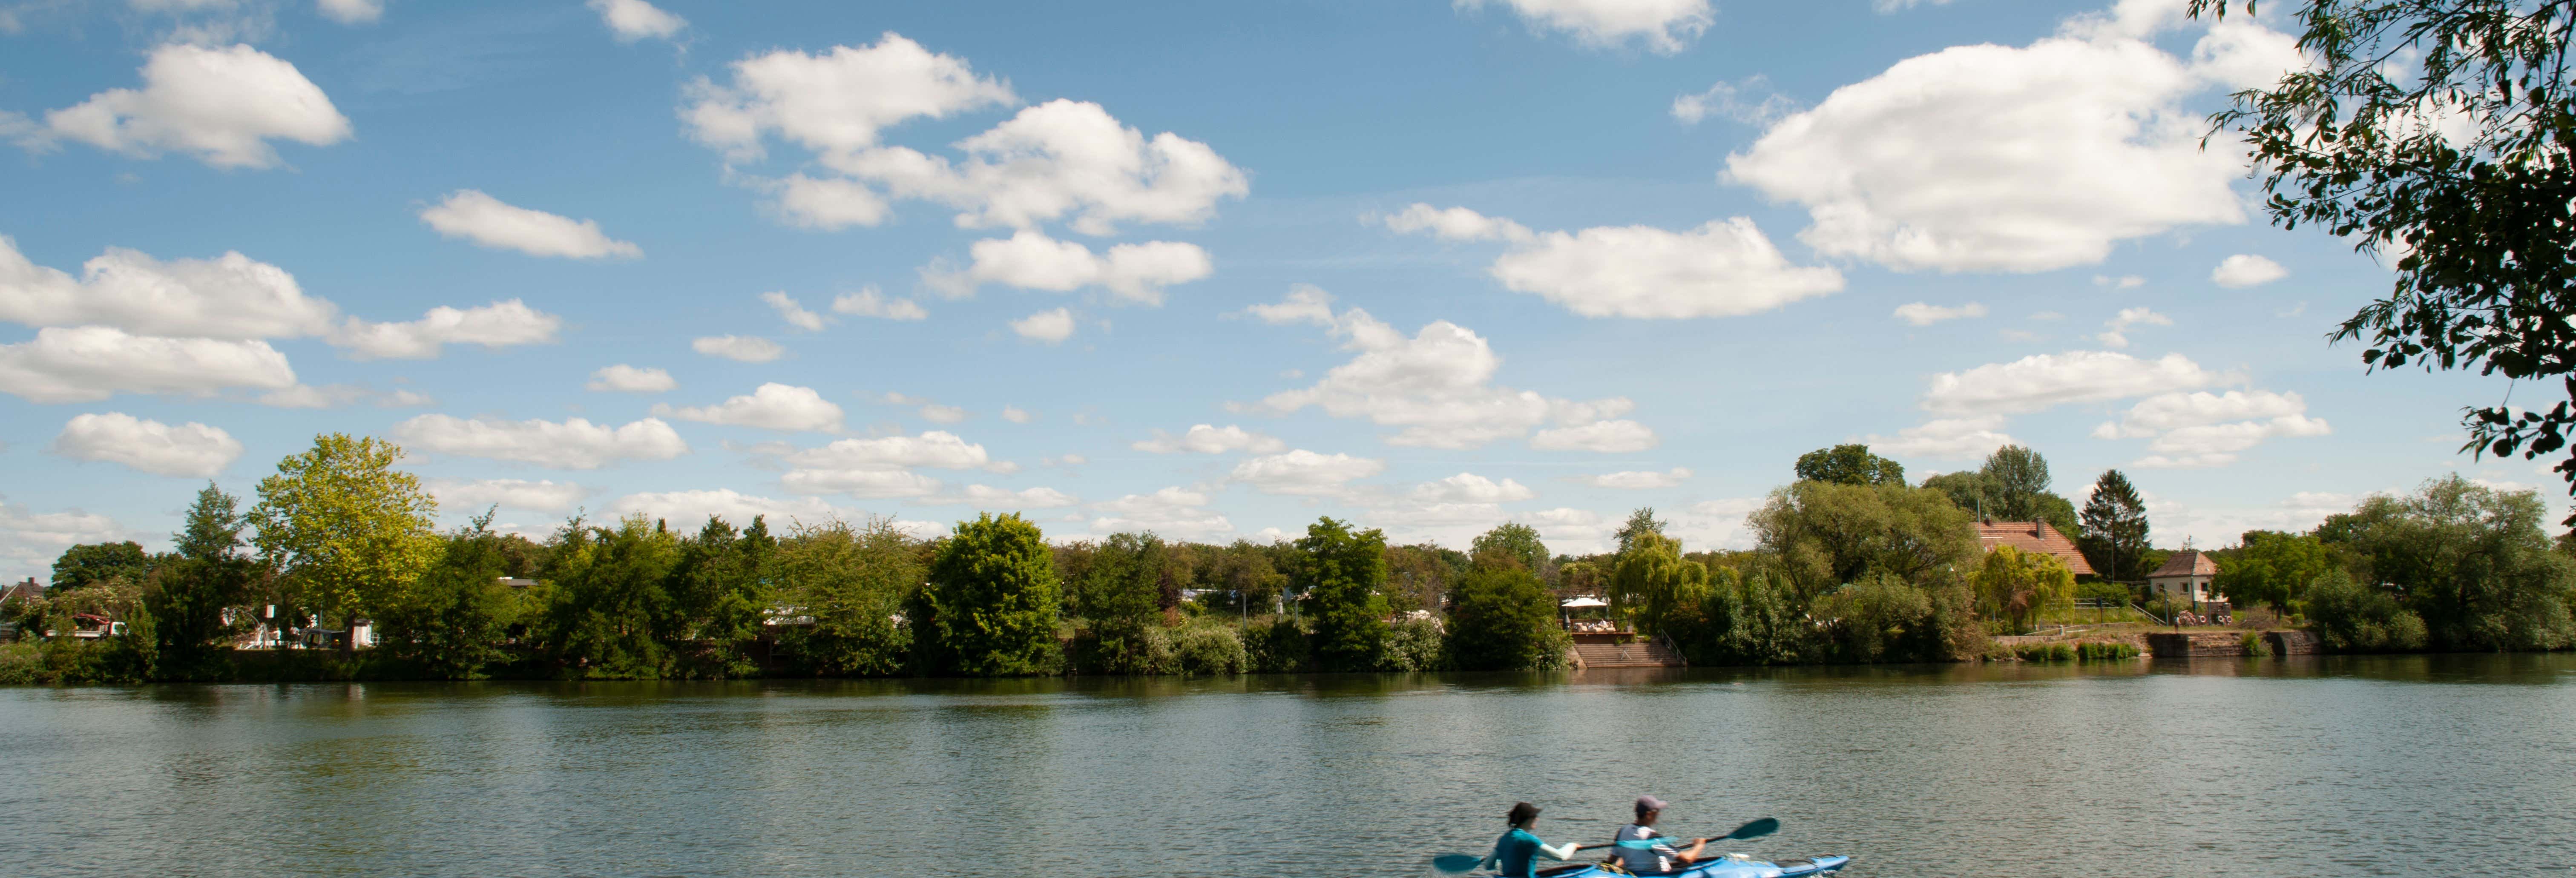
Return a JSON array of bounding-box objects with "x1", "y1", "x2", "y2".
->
[
  {"x1": 1973, "y1": 520, "x2": 2097, "y2": 577},
  {"x1": 2148, "y1": 550, "x2": 2220, "y2": 604},
  {"x1": 2, "y1": 577, "x2": 42, "y2": 604}
]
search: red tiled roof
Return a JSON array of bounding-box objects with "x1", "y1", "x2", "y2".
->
[
  {"x1": 2150, "y1": 549, "x2": 2219, "y2": 579},
  {"x1": 1974, "y1": 520, "x2": 2097, "y2": 576},
  {"x1": 0, "y1": 579, "x2": 41, "y2": 603}
]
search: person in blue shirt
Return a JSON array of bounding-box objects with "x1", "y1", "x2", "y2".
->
[{"x1": 1484, "y1": 802, "x2": 1580, "y2": 878}]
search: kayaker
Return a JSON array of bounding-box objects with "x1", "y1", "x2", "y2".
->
[
  {"x1": 1483, "y1": 802, "x2": 1580, "y2": 878},
  {"x1": 1612, "y1": 795, "x2": 1710, "y2": 875}
]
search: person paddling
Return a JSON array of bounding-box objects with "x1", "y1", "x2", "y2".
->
[
  {"x1": 1483, "y1": 802, "x2": 1580, "y2": 878},
  {"x1": 1613, "y1": 795, "x2": 1710, "y2": 875}
]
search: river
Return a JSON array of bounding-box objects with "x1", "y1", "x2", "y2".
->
[{"x1": 1, "y1": 655, "x2": 2569, "y2": 876}]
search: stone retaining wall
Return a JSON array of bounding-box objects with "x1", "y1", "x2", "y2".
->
[
  {"x1": 2265, "y1": 630, "x2": 2321, "y2": 655},
  {"x1": 2144, "y1": 631, "x2": 2249, "y2": 657}
]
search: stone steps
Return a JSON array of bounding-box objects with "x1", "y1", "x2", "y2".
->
[{"x1": 1571, "y1": 640, "x2": 1685, "y2": 669}]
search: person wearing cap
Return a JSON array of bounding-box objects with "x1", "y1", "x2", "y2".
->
[
  {"x1": 1484, "y1": 802, "x2": 1580, "y2": 878},
  {"x1": 1611, "y1": 795, "x2": 1709, "y2": 875}
]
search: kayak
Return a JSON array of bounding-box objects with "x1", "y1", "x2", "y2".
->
[{"x1": 1530, "y1": 853, "x2": 1852, "y2": 877}]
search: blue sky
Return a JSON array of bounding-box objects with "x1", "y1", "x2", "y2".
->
[{"x1": 0, "y1": 0, "x2": 2535, "y2": 579}]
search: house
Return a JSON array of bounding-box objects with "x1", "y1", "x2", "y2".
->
[
  {"x1": 1973, "y1": 521, "x2": 2097, "y2": 577},
  {"x1": 3, "y1": 577, "x2": 41, "y2": 603},
  {"x1": 2148, "y1": 550, "x2": 2220, "y2": 605}
]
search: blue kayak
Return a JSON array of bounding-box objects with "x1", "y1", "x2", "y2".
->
[{"x1": 1529, "y1": 853, "x2": 1853, "y2": 877}]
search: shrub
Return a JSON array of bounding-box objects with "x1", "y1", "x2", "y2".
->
[
  {"x1": 2014, "y1": 643, "x2": 2076, "y2": 662},
  {"x1": 2075, "y1": 641, "x2": 2139, "y2": 661},
  {"x1": 2306, "y1": 571, "x2": 2428, "y2": 652},
  {"x1": 1377, "y1": 618, "x2": 1447, "y2": 671},
  {"x1": 2240, "y1": 631, "x2": 2272, "y2": 657},
  {"x1": 1243, "y1": 617, "x2": 1310, "y2": 674},
  {"x1": 1170, "y1": 623, "x2": 1246, "y2": 676}
]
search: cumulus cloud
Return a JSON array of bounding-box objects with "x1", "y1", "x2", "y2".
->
[
  {"x1": 1010, "y1": 307, "x2": 1075, "y2": 343},
  {"x1": 2211, "y1": 253, "x2": 2288, "y2": 288},
  {"x1": 610, "y1": 489, "x2": 856, "y2": 529},
  {"x1": 1671, "y1": 75, "x2": 1797, "y2": 126},
  {"x1": 1530, "y1": 419, "x2": 1659, "y2": 453},
  {"x1": 1866, "y1": 415, "x2": 2019, "y2": 460},
  {"x1": 2095, "y1": 306, "x2": 2174, "y2": 348},
  {"x1": 927, "y1": 485, "x2": 1080, "y2": 510},
  {"x1": 2134, "y1": 415, "x2": 2332, "y2": 468},
  {"x1": 0, "y1": 327, "x2": 295, "y2": 402},
  {"x1": 1230, "y1": 449, "x2": 1386, "y2": 496},
  {"x1": 1572, "y1": 468, "x2": 1691, "y2": 489},
  {"x1": 1722, "y1": 10, "x2": 2292, "y2": 272},
  {"x1": 1512, "y1": 507, "x2": 1616, "y2": 554},
  {"x1": 779, "y1": 430, "x2": 998, "y2": 499},
  {"x1": 392, "y1": 414, "x2": 690, "y2": 469},
  {"x1": 880, "y1": 392, "x2": 968, "y2": 424},
  {"x1": 1089, "y1": 486, "x2": 1232, "y2": 540},
  {"x1": 0, "y1": 500, "x2": 132, "y2": 575},
  {"x1": 48, "y1": 412, "x2": 241, "y2": 477},
  {"x1": 0, "y1": 235, "x2": 337, "y2": 339},
  {"x1": 254, "y1": 383, "x2": 431, "y2": 409},
  {"x1": 2095, "y1": 389, "x2": 2332, "y2": 468},
  {"x1": 923, "y1": 230, "x2": 1211, "y2": 305},
  {"x1": 683, "y1": 33, "x2": 1015, "y2": 164},
  {"x1": 329, "y1": 299, "x2": 561, "y2": 359},
  {"x1": 653, "y1": 383, "x2": 844, "y2": 433},
  {"x1": 1001, "y1": 406, "x2": 1034, "y2": 424},
  {"x1": 758, "y1": 291, "x2": 828, "y2": 331},
  {"x1": 1385, "y1": 205, "x2": 1841, "y2": 318},
  {"x1": 419, "y1": 190, "x2": 641, "y2": 259},
  {"x1": 1893, "y1": 301, "x2": 1987, "y2": 326},
  {"x1": 588, "y1": 0, "x2": 684, "y2": 43},
  {"x1": 428, "y1": 478, "x2": 589, "y2": 514},
  {"x1": 1411, "y1": 472, "x2": 1535, "y2": 503},
  {"x1": 1457, "y1": 0, "x2": 1714, "y2": 54},
  {"x1": 587, "y1": 364, "x2": 675, "y2": 393},
  {"x1": 1132, "y1": 424, "x2": 1283, "y2": 455},
  {"x1": 693, "y1": 335, "x2": 784, "y2": 362},
  {"x1": 1251, "y1": 286, "x2": 1649, "y2": 449},
  {"x1": 1921, "y1": 350, "x2": 2233, "y2": 416},
  {"x1": 18, "y1": 43, "x2": 351, "y2": 169},
  {"x1": 830, "y1": 286, "x2": 928, "y2": 321},
  {"x1": 316, "y1": 0, "x2": 382, "y2": 25}
]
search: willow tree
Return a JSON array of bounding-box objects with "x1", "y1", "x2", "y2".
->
[
  {"x1": 1972, "y1": 545, "x2": 2077, "y2": 633},
  {"x1": 1610, "y1": 532, "x2": 1711, "y2": 637},
  {"x1": 248, "y1": 433, "x2": 438, "y2": 643}
]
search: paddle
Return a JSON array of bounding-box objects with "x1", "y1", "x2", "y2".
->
[{"x1": 1431, "y1": 818, "x2": 1779, "y2": 873}]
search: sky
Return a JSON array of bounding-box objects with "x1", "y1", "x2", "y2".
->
[{"x1": 0, "y1": 0, "x2": 2542, "y2": 581}]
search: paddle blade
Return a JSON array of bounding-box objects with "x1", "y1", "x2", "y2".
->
[
  {"x1": 1431, "y1": 853, "x2": 1485, "y2": 874},
  {"x1": 1724, "y1": 818, "x2": 1780, "y2": 841}
]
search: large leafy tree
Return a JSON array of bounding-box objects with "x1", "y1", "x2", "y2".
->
[
  {"x1": 1469, "y1": 522, "x2": 1551, "y2": 575},
  {"x1": 2192, "y1": 0, "x2": 2576, "y2": 520},
  {"x1": 668, "y1": 516, "x2": 776, "y2": 677},
  {"x1": 2216, "y1": 530, "x2": 2335, "y2": 613},
  {"x1": 539, "y1": 516, "x2": 682, "y2": 677},
  {"x1": 1444, "y1": 554, "x2": 1567, "y2": 671},
  {"x1": 1794, "y1": 443, "x2": 1907, "y2": 487},
  {"x1": 2323, "y1": 475, "x2": 2576, "y2": 649},
  {"x1": 2079, "y1": 469, "x2": 2153, "y2": 581},
  {"x1": 1292, "y1": 516, "x2": 1389, "y2": 672},
  {"x1": 144, "y1": 483, "x2": 257, "y2": 677},
  {"x1": 381, "y1": 510, "x2": 515, "y2": 678},
  {"x1": 1609, "y1": 532, "x2": 1711, "y2": 636},
  {"x1": 50, "y1": 541, "x2": 150, "y2": 591},
  {"x1": 920, "y1": 513, "x2": 1062, "y2": 676},
  {"x1": 248, "y1": 434, "x2": 439, "y2": 640},
  {"x1": 1073, "y1": 531, "x2": 1169, "y2": 674},
  {"x1": 1751, "y1": 480, "x2": 1981, "y2": 600},
  {"x1": 1971, "y1": 545, "x2": 2077, "y2": 633},
  {"x1": 778, "y1": 517, "x2": 920, "y2": 676},
  {"x1": 1613, "y1": 507, "x2": 1668, "y2": 556}
]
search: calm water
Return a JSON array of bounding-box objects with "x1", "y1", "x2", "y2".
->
[{"x1": 1, "y1": 656, "x2": 2570, "y2": 877}]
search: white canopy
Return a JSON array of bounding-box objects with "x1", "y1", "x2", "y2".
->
[{"x1": 1559, "y1": 597, "x2": 1608, "y2": 608}]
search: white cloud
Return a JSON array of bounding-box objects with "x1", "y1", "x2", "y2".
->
[
  {"x1": 0, "y1": 500, "x2": 132, "y2": 575},
  {"x1": 2095, "y1": 306, "x2": 2174, "y2": 348},
  {"x1": 930, "y1": 485, "x2": 1080, "y2": 510},
  {"x1": 2095, "y1": 389, "x2": 2310, "y2": 437},
  {"x1": 418, "y1": 190, "x2": 641, "y2": 259},
  {"x1": 588, "y1": 0, "x2": 684, "y2": 42},
  {"x1": 830, "y1": 286, "x2": 928, "y2": 321},
  {"x1": 1723, "y1": 15, "x2": 2280, "y2": 272},
  {"x1": 1866, "y1": 415, "x2": 2019, "y2": 460},
  {"x1": 24, "y1": 43, "x2": 351, "y2": 169},
  {"x1": 2094, "y1": 274, "x2": 2146, "y2": 289},
  {"x1": 1894, "y1": 301, "x2": 1988, "y2": 327},
  {"x1": 1671, "y1": 497, "x2": 1765, "y2": 551},
  {"x1": 392, "y1": 415, "x2": 690, "y2": 469},
  {"x1": 779, "y1": 430, "x2": 996, "y2": 499},
  {"x1": 1671, "y1": 75, "x2": 1796, "y2": 125},
  {"x1": 48, "y1": 412, "x2": 241, "y2": 477},
  {"x1": 880, "y1": 392, "x2": 969, "y2": 425},
  {"x1": 0, "y1": 327, "x2": 295, "y2": 402},
  {"x1": 428, "y1": 478, "x2": 589, "y2": 514},
  {"x1": 316, "y1": 0, "x2": 382, "y2": 25},
  {"x1": 1530, "y1": 419, "x2": 1659, "y2": 453},
  {"x1": 329, "y1": 298, "x2": 561, "y2": 359},
  {"x1": 1512, "y1": 507, "x2": 1614, "y2": 554},
  {"x1": 587, "y1": 364, "x2": 675, "y2": 393},
  {"x1": 1386, "y1": 206, "x2": 1841, "y2": 318},
  {"x1": 1132, "y1": 424, "x2": 1283, "y2": 455},
  {"x1": 1457, "y1": 0, "x2": 1714, "y2": 54},
  {"x1": 683, "y1": 33, "x2": 1016, "y2": 164},
  {"x1": 254, "y1": 383, "x2": 431, "y2": 409},
  {"x1": 1921, "y1": 350, "x2": 2233, "y2": 416},
  {"x1": 1010, "y1": 307, "x2": 1075, "y2": 343},
  {"x1": 831, "y1": 99, "x2": 1251, "y2": 236},
  {"x1": 924, "y1": 230, "x2": 1212, "y2": 305},
  {"x1": 1230, "y1": 449, "x2": 1385, "y2": 496},
  {"x1": 2211, "y1": 253, "x2": 2288, "y2": 288},
  {"x1": 1001, "y1": 406, "x2": 1034, "y2": 424},
  {"x1": 1089, "y1": 486, "x2": 1232, "y2": 540},
  {"x1": 759, "y1": 291, "x2": 828, "y2": 332},
  {"x1": 653, "y1": 383, "x2": 844, "y2": 433},
  {"x1": 1573, "y1": 468, "x2": 1691, "y2": 489},
  {"x1": 1252, "y1": 286, "x2": 1642, "y2": 449},
  {"x1": 1411, "y1": 472, "x2": 1536, "y2": 503},
  {"x1": 693, "y1": 335, "x2": 784, "y2": 363},
  {"x1": 2134, "y1": 415, "x2": 2332, "y2": 468},
  {"x1": 610, "y1": 489, "x2": 856, "y2": 529},
  {"x1": 0, "y1": 235, "x2": 338, "y2": 339}
]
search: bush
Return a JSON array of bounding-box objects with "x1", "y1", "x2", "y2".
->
[
  {"x1": 1243, "y1": 617, "x2": 1310, "y2": 673},
  {"x1": 1170, "y1": 623, "x2": 1246, "y2": 676},
  {"x1": 1376, "y1": 617, "x2": 1447, "y2": 671},
  {"x1": 1445, "y1": 564, "x2": 1568, "y2": 671},
  {"x1": 2306, "y1": 571, "x2": 2428, "y2": 652},
  {"x1": 0, "y1": 639, "x2": 148, "y2": 686},
  {"x1": 2240, "y1": 631, "x2": 2272, "y2": 657},
  {"x1": 2015, "y1": 643, "x2": 2076, "y2": 662},
  {"x1": 2076, "y1": 641, "x2": 2139, "y2": 661}
]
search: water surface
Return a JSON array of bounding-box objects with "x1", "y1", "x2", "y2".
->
[{"x1": 2, "y1": 655, "x2": 2570, "y2": 876}]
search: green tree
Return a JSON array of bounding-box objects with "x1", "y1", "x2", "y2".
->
[
  {"x1": 143, "y1": 484, "x2": 256, "y2": 677},
  {"x1": 50, "y1": 542, "x2": 150, "y2": 591},
  {"x1": 1443, "y1": 553, "x2": 1568, "y2": 671},
  {"x1": 2079, "y1": 470, "x2": 2153, "y2": 581},
  {"x1": 380, "y1": 510, "x2": 514, "y2": 678},
  {"x1": 247, "y1": 434, "x2": 439, "y2": 642},
  {"x1": 2216, "y1": 531, "x2": 2334, "y2": 614},
  {"x1": 1291, "y1": 516, "x2": 1389, "y2": 672},
  {"x1": 1074, "y1": 532, "x2": 1170, "y2": 674},
  {"x1": 1971, "y1": 545, "x2": 2077, "y2": 633},
  {"x1": 1469, "y1": 522, "x2": 1551, "y2": 577},
  {"x1": 2326, "y1": 475, "x2": 2576, "y2": 650},
  {"x1": 669, "y1": 516, "x2": 777, "y2": 677},
  {"x1": 778, "y1": 518, "x2": 920, "y2": 676},
  {"x1": 2305, "y1": 570, "x2": 2429, "y2": 652},
  {"x1": 1609, "y1": 532, "x2": 1711, "y2": 637},
  {"x1": 2190, "y1": 0, "x2": 2576, "y2": 522},
  {"x1": 1695, "y1": 567, "x2": 1808, "y2": 666},
  {"x1": 1981, "y1": 445, "x2": 2062, "y2": 524},
  {"x1": 538, "y1": 515, "x2": 682, "y2": 678},
  {"x1": 1794, "y1": 443, "x2": 1907, "y2": 487},
  {"x1": 1386, "y1": 542, "x2": 1466, "y2": 614},
  {"x1": 1750, "y1": 480, "x2": 1980, "y2": 600},
  {"x1": 920, "y1": 513, "x2": 1062, "y2": 676},
  {"x1": 1613, "y1": 507, "x2": 1668, "y2": 556}
]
